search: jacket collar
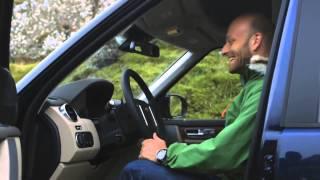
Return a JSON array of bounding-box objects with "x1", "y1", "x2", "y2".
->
[{"x1": 240, "y1": 55, "x2": 268, "y2": 85}]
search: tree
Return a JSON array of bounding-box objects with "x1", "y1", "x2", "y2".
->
[{"x1": 10, "y1": 0, "x2": 117, "y2": 62}]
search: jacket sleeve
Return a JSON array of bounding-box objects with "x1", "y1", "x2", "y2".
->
[{"x1": 164, "y1": 88, "x2": 262, "y2": 173}]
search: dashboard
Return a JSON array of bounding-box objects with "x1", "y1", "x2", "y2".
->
[
  {"x1": 48, "y1": 79, "x2": 114, "y2": 118},
  {"x1": 42, "y1": 79, "x2": 137, "y2": 179}
]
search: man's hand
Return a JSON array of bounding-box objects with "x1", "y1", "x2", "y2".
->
[{"x1": 139, "y1": 133, "x2": 167, "y2": 162}]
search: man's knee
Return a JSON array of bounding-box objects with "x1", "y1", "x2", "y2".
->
[
  {"x1": 119, "y1": 160, "x2": 161, "y2": 179},
  {"x1": 123, "y1": 159, "x2": 157, "y2": 171}
]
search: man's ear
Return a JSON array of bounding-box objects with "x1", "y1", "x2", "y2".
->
[{"x1": 249, "y1": 32, "x2": 263, "y2": 52}]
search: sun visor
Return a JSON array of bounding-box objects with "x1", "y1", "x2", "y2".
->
[{"x1": 135, "y1": 0, "x2": 225, "y2": 52}]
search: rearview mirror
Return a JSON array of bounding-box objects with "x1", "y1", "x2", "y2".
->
[{"x1": 119, "y1": 40, "x2": 160, "y2": 57}]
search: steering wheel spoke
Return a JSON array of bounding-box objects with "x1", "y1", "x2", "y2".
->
[
  {"x1": 121, "y1": 69, "x2": 165, "y2": 138},
  {"x1": 135, "y1": 100, "x2": 150, "y2": 127}
]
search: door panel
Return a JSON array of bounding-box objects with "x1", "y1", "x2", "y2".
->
[{"x1": 164, "y1": 119, "x2": 225, "y2": 144}]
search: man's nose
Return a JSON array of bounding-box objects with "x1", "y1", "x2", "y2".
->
[{"x1": 221, "y1": 44, "x2": 229, "y2": 56}]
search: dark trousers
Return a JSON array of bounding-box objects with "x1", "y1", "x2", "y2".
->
[{"x1": 118, "y1": 160, "x2": 220, "y2": 180}]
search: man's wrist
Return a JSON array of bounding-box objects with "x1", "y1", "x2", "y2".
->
[{"x1": 156, "y1": 148, "x2": 167, "y2": 164}]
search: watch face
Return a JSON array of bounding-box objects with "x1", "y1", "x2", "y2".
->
[{"x1": 157, "y1": 149, "x2": 167, "y2": 161}]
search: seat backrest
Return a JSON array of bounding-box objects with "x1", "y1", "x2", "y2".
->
[
  {"x1": 0, "y1": 1, "x2": 22, "y2": 179},
  {"x1": 0, "y1": 67, "x2": 17, "y2": 125},
  {"x1": 0, "y1": 69, "x2": 21, "y2": 180}
]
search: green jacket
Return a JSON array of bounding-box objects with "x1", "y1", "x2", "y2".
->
[{"x1": 164, "y1": 69, "x2": 264, "y2": 178}]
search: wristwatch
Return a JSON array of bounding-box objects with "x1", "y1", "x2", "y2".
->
[{"x1": 156, "y1": 149, "x2": 167, "y2": 163}]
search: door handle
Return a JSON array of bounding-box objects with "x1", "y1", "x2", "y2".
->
[{"x1": 184, "y1": 128, "x2": 216, "y2": 138}]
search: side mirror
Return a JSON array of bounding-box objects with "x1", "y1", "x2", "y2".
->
[
  {"x1": 167, "y1": 94, "x2": 188, "y2": 118},
  {"x1": 119, "y1": 40, "x2": 160, "y2": 57}
]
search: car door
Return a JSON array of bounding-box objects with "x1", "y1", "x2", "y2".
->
[
  {"x1": 247, "y1": 0, "x2": 320, "y2": 179},
  {"x1": 0, "y1": 0, "x2": 22, "y2": 180}
]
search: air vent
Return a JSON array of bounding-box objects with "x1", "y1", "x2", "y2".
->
[{"x1": 59, "y1": 103, "x2": 78, "y2": 122}]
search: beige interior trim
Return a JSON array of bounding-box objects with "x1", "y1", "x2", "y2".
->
[
  {"x1": 45, "y1": 106, "x2": 100, "y2": 163},
  {"x1": 50, "y1": 162, "x2": 94, "y2": 180},
  {"x1": 0, "y1": 138, "x2": 22, "y2": 180},
  {"x1": 15, "y1": 138, "x2": 22, "y2": 180},
  {"x1": 0, "y1": 139, "x2": 10, "y2": 180}
]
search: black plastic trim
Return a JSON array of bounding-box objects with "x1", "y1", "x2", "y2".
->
[
  {"x1": 0, "y1": 125, "x2": 20, "y2": 138},
  {"x1": 0, "y1": 0, "x2": 13, "y2": 69},
  {"x1": 30, "y1": 114, "x2": 61, "y2": 180},
  {"x1": 0, "y1": 68, "x2": 18, "y2": 125},
  {"x1": 164, "y1": 119, "x2": 225, "y2": 126}
]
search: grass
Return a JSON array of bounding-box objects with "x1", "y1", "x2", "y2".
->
[{"x1": 10, "y1": 62, "x2": 37, "y2": 82}]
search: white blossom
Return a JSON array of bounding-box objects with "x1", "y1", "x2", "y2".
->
[{"x1": 10, "y1": 0, "x2": 116, "y2": 61}]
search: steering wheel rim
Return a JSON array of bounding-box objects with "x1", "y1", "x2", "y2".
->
[{"x1": 121, "y1": 69, "x2": 164, "y2": 138}]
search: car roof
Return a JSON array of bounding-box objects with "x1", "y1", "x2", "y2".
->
[{"x1": 134, "y1": 0, "x2": 274, "y2": 53}]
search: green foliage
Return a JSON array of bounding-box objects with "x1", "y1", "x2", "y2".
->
[
  {"x1": 170, "y1": 52, "x2": 241, "y2": 119},
  {"x1": 14, "y1": 0, "x2": 25, "y2": 5},
  {"x1": 10, "y1": 62, "x2": 37, "y2": 82}
]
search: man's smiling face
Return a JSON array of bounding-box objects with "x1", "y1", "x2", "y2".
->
[{"x1": 221, "y1": 18, "x2": 253, "y2": 74}]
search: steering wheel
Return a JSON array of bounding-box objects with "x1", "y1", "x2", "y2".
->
[{"x1": 121, "y1": 69, "x2": 165, "y2": 138}]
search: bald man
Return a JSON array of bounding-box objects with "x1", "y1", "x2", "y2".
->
[{"x1": 119, "y1": 13, "x2": 274, "y2": 180}]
